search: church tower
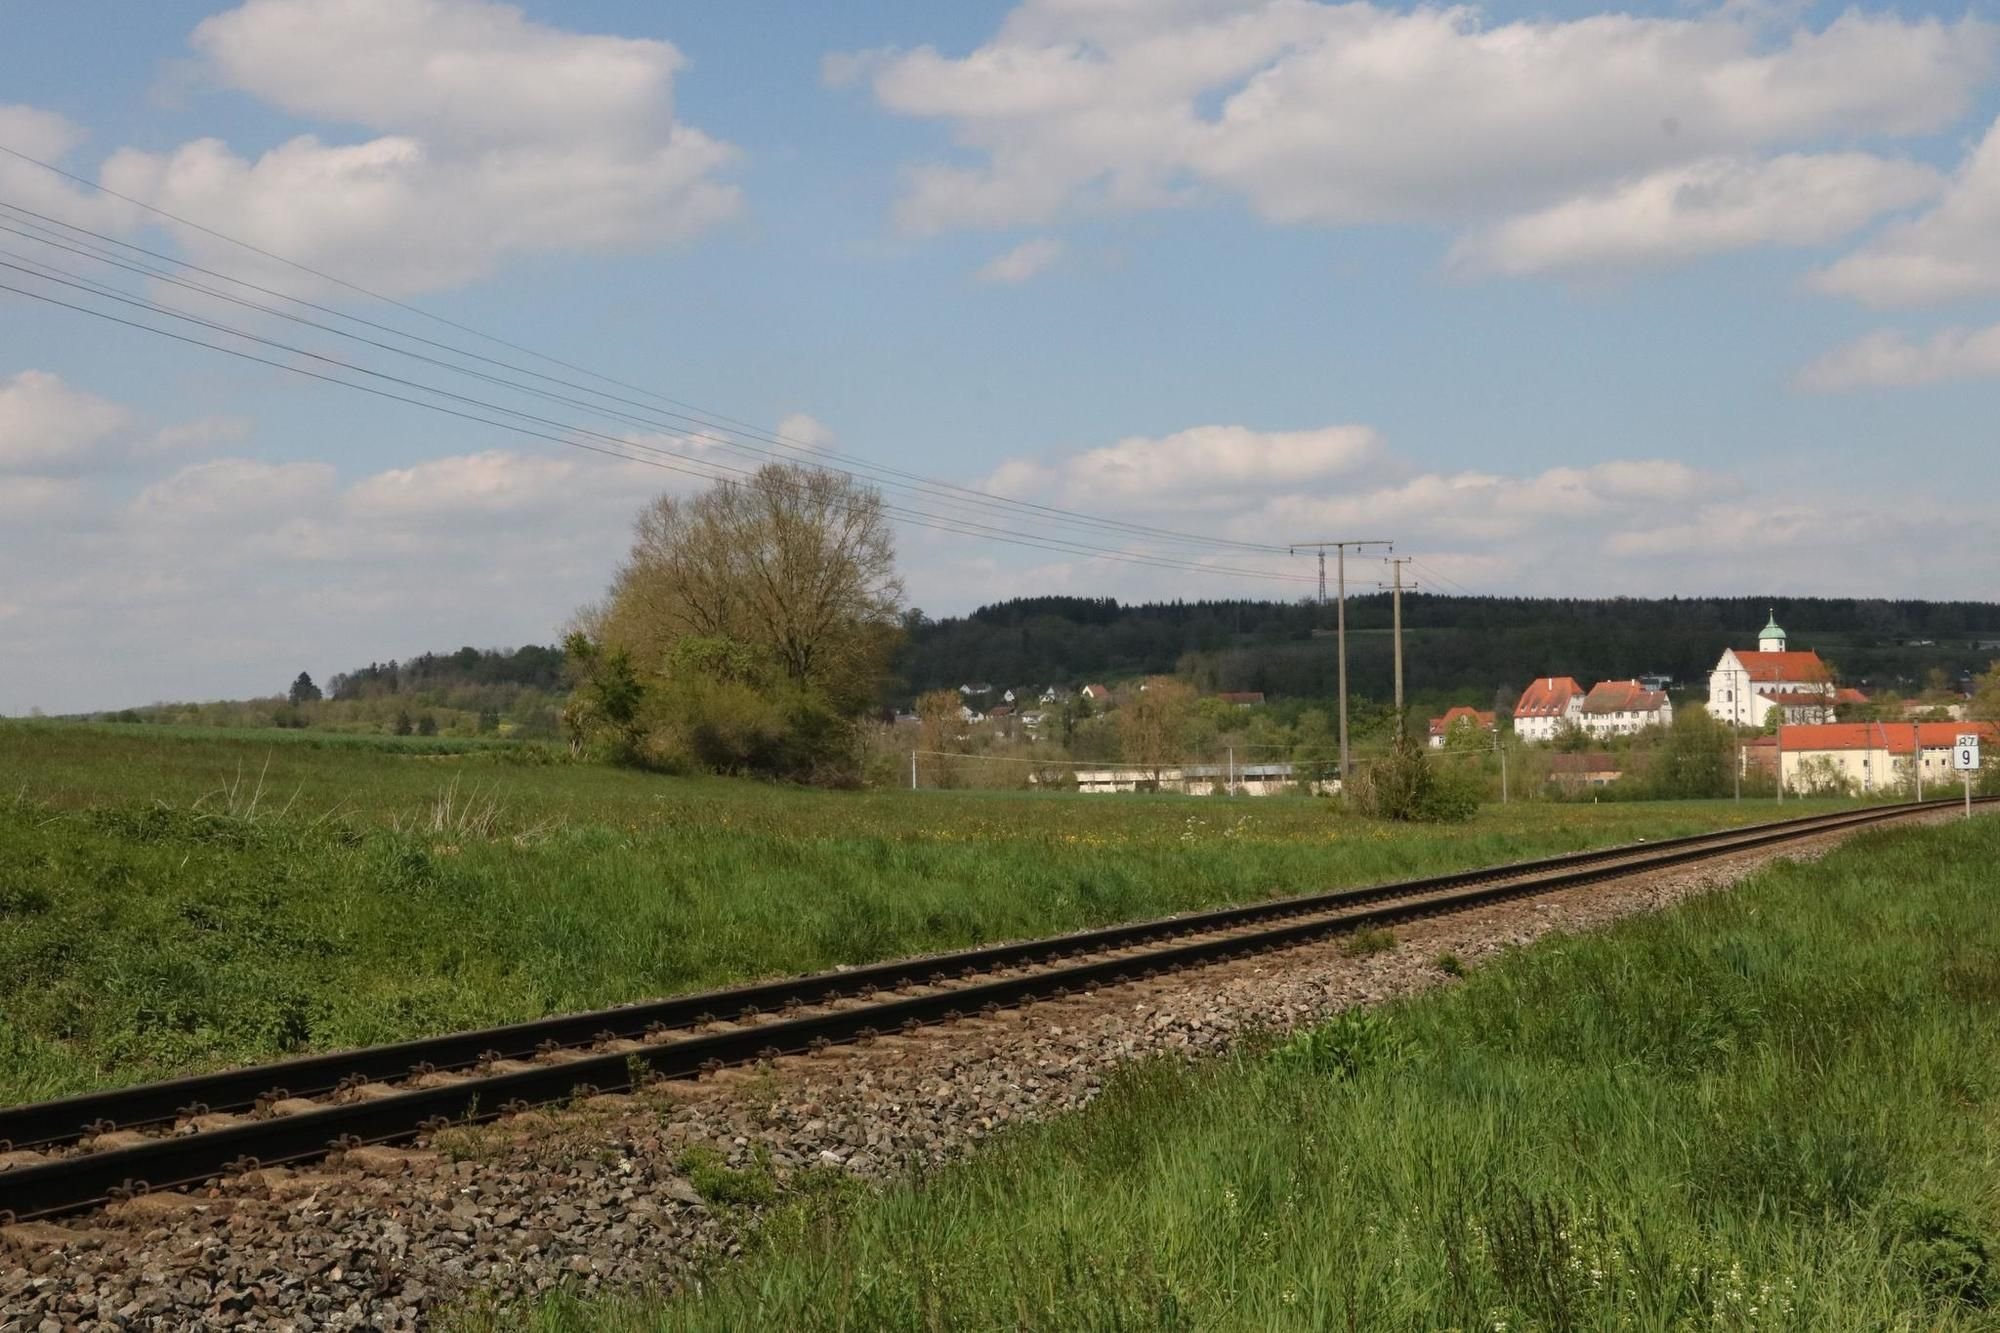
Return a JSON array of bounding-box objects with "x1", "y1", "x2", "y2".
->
[{"x1": 1758, "y1": 612, "x2": 1787, "y2": 653}]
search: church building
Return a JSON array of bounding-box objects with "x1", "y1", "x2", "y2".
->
[{"x1": 1704, "y1": 614, "x2": 1837, "y2": 729}]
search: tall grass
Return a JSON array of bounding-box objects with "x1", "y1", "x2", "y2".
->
[
  {"x1": 501, "y1": 816, "x2": 2000, "y2": 1331},
  {"x1": 0, "y1": 722, "x2": 1872, "y2": 1106}
]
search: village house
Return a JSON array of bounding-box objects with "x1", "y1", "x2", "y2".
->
[
  {"x1": 1213, "y1": 691, "x2": 1265, "y2": 707},
  {"x1": 1548, "y1": 751, "x2": 1623, "y2": 791},
  {"x1": 1577, "y1": 680, "x2": 1673, "y2": 738},
  {"x1": 1080, "y1": 683, "x2": 1110, "y2": 705},
  {"x1": 1511, "y1": 677, "x2": 1585, "y2": 743},
  {"x1": 1705, "y1": 615, "x2": 1839, "y2": 728},
  {"x1": 1427, "y1": 705, "x2": 1495, "y2": 749},
  {"x1": 1776, "y1": 720, "x2": 1997, "y2": 794}
]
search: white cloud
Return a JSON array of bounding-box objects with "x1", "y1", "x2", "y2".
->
[
  {"x1": 985, "y1": 423, "x2": 1385, "y2": 509},
  {"x1": 839, "y1": 2, "x2": 1990, "y2": 272},
  {"x1": 130, "y1": 457, "x2": 337, "y2": 522},
  {"x1": 1814, "y1": 117, "x2": 2000, "y2": 307},
  {"x1": 0, "y1": 476, "x2": 89, "y2": 524},
  {"x1": 1452, "y1": 154, "x2": 1941, "y2": 277},
  {"x1": 344, "y1": 449, "x2": 598, "y2": 518},
  {"x1": 145, "y1": 415, "x2": 254, "y2": 455},
  {"x1": 774, "y1": 413, "x2": 837, "y2": 450},
  {"x1": 0, "y1": 370, "x2": 132, "y2": 472},
  {"x1": 976, "y1": 236, "x2": 1065, "y2": 283},
  {"x1": 0, "y1": 371, "x2": 261, "y2": 514},
  {"x1": 0, "y1": 105, "x2": 137, "y2": 230},
  {"x1": 1, "y1": 440, "x2": 675, "y2": 713},
  {"x1": 1234, "y1": 459, "x2": 1714, "y2": 546},
  {"x1": 1796, "y1": 324, "x2": 2000, "y2": 391},
  {"x1": 92, "y1": 0, "x2": 742, "y2": 296},
  {"x1": 952, "y1": 422, "x2": 1979, "y2": 603}
]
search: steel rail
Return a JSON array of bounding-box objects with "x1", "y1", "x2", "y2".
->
[
  {"x1": 0, "y1": 796, "x2": 1982, "y2": 1222},
  {"x1": 0, "y1": 801, "x2": 1921, "y2": 1152}
]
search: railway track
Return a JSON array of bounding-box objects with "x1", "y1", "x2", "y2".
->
[{"x1": 0, "y1": 797, "x2": 1983, "y2": 1224}]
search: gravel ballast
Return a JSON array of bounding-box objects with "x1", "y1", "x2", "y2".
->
[{"x1": 0, "y1": 818, "x2": 1957, "y2": 1332}]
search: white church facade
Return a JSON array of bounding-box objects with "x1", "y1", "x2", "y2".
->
[{"x1": 1705, "y1": 614, "x2": 1837, "y2": 729}]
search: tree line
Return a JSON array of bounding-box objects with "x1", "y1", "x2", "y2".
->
[{"x1": 895, "y1": 593, "x2": 2000, "y2": 705}]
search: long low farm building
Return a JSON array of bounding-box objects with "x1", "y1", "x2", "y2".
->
[
  {"x1": 1067, "y1": 763, "x2": 1332, "y2": 796},
  {"x1": 1776, "y1": 721, "x2": 1996, "y2": 794}
]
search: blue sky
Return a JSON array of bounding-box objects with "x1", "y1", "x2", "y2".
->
[{"x1": 3, "y1": 0, "x2": 1999, "y2": 712}]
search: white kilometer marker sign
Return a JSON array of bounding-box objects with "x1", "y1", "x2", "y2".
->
[{"x1": 1954, "y1": 734, "x2": 1981, "y2": 819}]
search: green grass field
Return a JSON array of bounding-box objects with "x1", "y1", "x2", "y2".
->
[
  {"x1": 0, "y1": 721, "x2": 1869, "y2": 1106},
  {"x1": 502, "y1": 814, "x2": 2000, "y2": 1332}
]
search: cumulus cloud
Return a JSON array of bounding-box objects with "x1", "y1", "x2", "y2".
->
[
  {"x1": 975, "y1": 236, "x2": 1065, "y2": 283},
  {"x1": 1, "y1": 438, "x2": 672, "y2": 714},
  {"x1": 91, "y1": 0, "x2": 741, "y2": 295},
  {"x1": 129, "y1": 457, "x2": 337, "y2": 522},
  {"x1": 774, "y1": 413, "x2": 837, "y2": 450},
  {"x1": 344, "y1": 449, "x2": 590, "y2": 519},
  {"x1": 1796, "y1": 324, "x2": 2000, "y2": 391},
  {"x1": 144, "y1": 415, "x2": 254, "y2": 456},
  {"x1": 0, "y1": 105, "x2": 136, "y2": 230},
  {"x1": 986, "y1": 423, "x2": 1385, "y2": 509},
  {"x1": 1452, "y1": 155, "x2": 1941, "y2": 277},
  {"x1": 1814, "y1": 117, "x2": 2000, "y2": 307},
  {"x1": 942, "y1": 421, "x2": 1977, "y2": 608},
  {"x1": 0, "y1": 370, "x2": 133, "y2": 473},
  {"x1": 837, "y1": 1, "x2": 1990, "y2": 272},
  {"x1": 0, "y1": 371, "x2": 261, "y2": 479}
]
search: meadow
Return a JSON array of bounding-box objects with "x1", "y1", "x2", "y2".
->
[
  {"x1": 1, "y1": 721, "x2": 1866, "y2": 1106},
  {"x1": 503, "y1": 814, "x2": 2000, "y2": 1332}
]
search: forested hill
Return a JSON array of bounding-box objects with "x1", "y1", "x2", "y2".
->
[
  {"x1": 893, "y1": 595, "x2": 2000, "y2": 703},
  {"x1": 326, "y1": 645, "x2": 565, "y2": 699}
]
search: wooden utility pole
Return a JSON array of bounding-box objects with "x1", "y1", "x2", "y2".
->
[
  {"x1": 1291, "y1": 538, "x2": 1392, "y2": 785},
  {"x1": 1386, "y1": 557, "x2": 1416, "y2": 719}
]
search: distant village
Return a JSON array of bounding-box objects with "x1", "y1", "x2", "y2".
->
[{"x1": 905, "y1": 613, "x2": 1994, "y2": 798}]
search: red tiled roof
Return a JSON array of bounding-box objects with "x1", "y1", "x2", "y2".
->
[
  {"x1": 1726, "y1": 650, "x2": 1829, "y2": 684},
  {"x1": 1514, "y1": 676, "x2": 1583, "y2": 717},
  {"x1": 1427, "y1": 706, "x2": 1495, "y2": 737},
  {"x1": 1214, "y1": 691, "x2": 1265, "y2": 705},
  {"x1": 1835, "y1": 687, "x2": 1870, "y2": 704},
  {"x1": 1763, "y1": 690, "x2": 1835, "y2": 706},
  {"x1": 1582, "y1": 679, "x2": 1668, "y2": 715},
  {"x1": 1779, "y1": 721, "x2": 1997, "y2": 754}
]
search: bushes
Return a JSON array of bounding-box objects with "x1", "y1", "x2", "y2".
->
[{"x1": 1347, "y1": 728, "x2": 1480, "y2": 823}]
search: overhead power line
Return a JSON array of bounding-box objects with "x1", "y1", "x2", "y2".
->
[
  {"x1": 0, "y1": 141, "x2": 1296, "y2": 557},
  {"x1": 0, "y1": 198, "x2": 1289, "y2": 560},
  {"x1": 0, "y1": 273, "x2": 1318, "y2": 586}
]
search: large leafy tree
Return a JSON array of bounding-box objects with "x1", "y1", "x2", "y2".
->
[
  {"x1": 599, "y1": 464, "x2": 903, "y2": 715},
  {"x1": 577, "y1": 465, "x2": 905, "y2": 779},
  {"x1": 1117, "y1": 677, "x2": 1195, "y2": 781}
]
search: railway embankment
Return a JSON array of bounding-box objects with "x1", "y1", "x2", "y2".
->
[{"x1": 6, "y1": 803, "x2": 1986, "y2": 1330}]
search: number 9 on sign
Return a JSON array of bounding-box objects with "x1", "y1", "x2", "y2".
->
[{"x1": 1955, "y1": 735, "x2": 1982, "y2": 773}]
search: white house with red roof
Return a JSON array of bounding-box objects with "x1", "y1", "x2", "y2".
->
[
  {"x1": 1427, "y1": 705, "x2": 1496, "y2": 748},
  {"x1": 1578, "y1": 679, "x2": 1673, "y2": 737},
  {"x1": 1511, "y1": 677, "x2": 1585, "y2": 743},
  {"x1": 1705, "y1": 614, "x2": 1839, "y2": 729},
  {"x1": 1778, "y1": 721, "x2": 1997, "y2": 793}
]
